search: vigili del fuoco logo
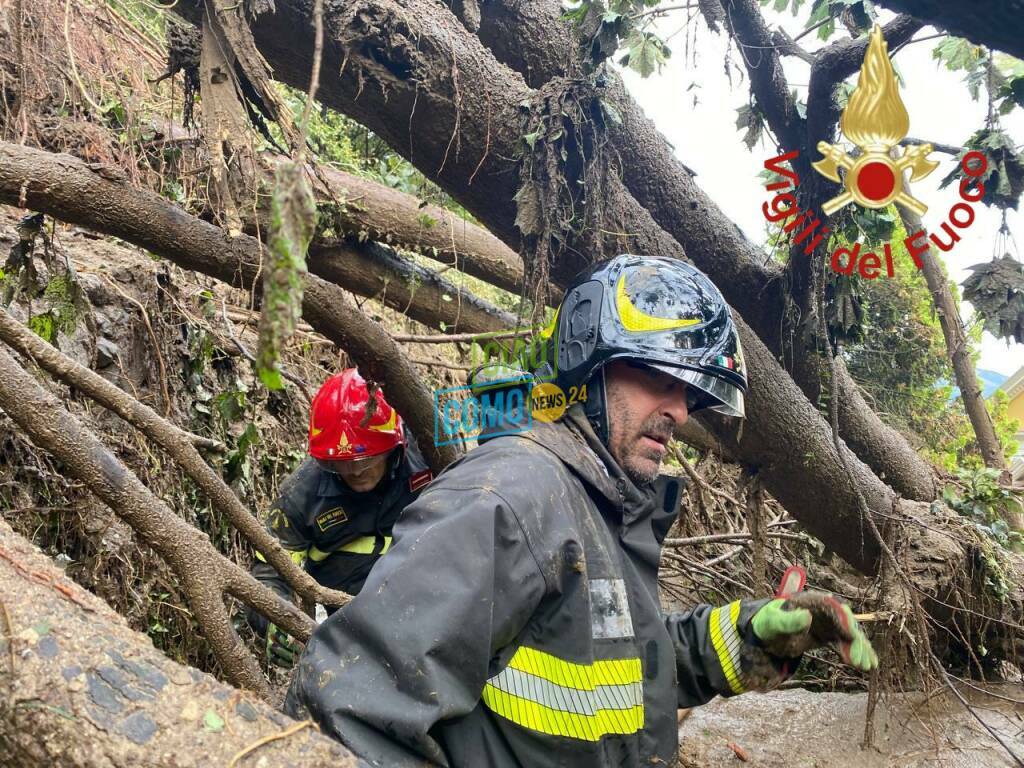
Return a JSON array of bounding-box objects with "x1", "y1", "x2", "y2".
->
[{"x1": 760, "y1": 24, "x2": 989, "y2": 279}]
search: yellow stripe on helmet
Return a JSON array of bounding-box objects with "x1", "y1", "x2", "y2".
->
[
  {"x1": 616, "y1": 274, "x2": 700, "y2": 333},
  {"x1": 367, "y1": 409, "x2": 398, "y2": 433}
]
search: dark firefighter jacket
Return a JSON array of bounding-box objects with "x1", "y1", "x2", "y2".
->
[
  {"x1": 284, "y1": 406, "x2": 777, "y2": 767},
  {"x1": 248, "y1": 437, "x2": 432, "y2": 631}
]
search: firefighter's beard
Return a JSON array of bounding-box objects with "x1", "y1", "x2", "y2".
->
[{"x1": 606, "y1": 407, "x2": 674, "y2": 487}]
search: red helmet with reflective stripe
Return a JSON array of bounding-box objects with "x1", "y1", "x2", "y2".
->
[{"x1": 308, "y1": 369, "x2": 405, "y2": 460}]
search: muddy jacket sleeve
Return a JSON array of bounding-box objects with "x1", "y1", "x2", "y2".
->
[
  {"x1": 247, "y1": 503, "x2": 312, "y2": 636},
  {"x1": 283, "y1": 482, "x2": 548, "y2": 767},
  {"x1": 664, "y1": 599, "x2": 771, "y2": 707}
]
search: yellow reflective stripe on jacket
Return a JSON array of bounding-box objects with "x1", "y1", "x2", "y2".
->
[
  {"x1": 481, "y1": 645, "x2": 644, "y2": 741},
  {"x1": 506, "y1": 645, "x2": 641, "y2": 690},
  {"x1": 308, "y1": 536, "x2": 393, "y2": 562},
  {"x1": 253, "y1": 548, "x2": 308, "y2": 566},
  {"x1": 709, "y1": 600, "x2": 745, "y2": 694}
]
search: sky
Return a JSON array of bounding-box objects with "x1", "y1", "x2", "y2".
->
[{"x1": 618, "y1": 5, "x2": 1024, "y2": 377}]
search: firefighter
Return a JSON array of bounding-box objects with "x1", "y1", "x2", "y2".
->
[
  {"x1": 247, "y1": 369, "x2": 432, "y2": 667},
  {"x1": 285, "y1": 256, "x2": 877, "y2": 766}
]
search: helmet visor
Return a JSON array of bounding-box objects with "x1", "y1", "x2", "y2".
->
[
  {"x1": 648, "y1": 364, "x2": 745, "y2": 418},
  {"x1": 315, "y1": 451, "x2": 390, "y2": 474}
]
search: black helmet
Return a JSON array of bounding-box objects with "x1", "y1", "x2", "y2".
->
[{"x1": 548, "y1": 255, "x2": 747, "y2": 439}]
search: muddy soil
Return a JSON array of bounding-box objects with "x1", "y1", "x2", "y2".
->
[{"x1": 678, "y1": 686, "x2": 1024, "y2": 767}]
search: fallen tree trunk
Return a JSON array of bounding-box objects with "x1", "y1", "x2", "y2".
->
[
  {"x1": 309, "y1": 239, "x2": 518, "y2": 333},
  {"x1": 0, "y1": 142, "x2": 459, "y2": 472},
  {"x1": 463, "y1": 0, "x2": 938, "y2": 503},
  {"x1": 311, "y1": 165, "x2": 525, "y2": 296},
  {"x1": 186, "y1": 0, "x2": 941, "y2": 505},
  {"x1": 0, "y1": 516, "x2": 365, "y2": 767}
]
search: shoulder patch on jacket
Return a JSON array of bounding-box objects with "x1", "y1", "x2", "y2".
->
[
  {"x1": 268, "y1": 507, "x2": 290, "y2": 531},
  {"x1": 408, "y1": 469, "x2": 433, "y2": 493},
  {"x1": 315, "y1": 506, "x2": 349, "y2": 533}
]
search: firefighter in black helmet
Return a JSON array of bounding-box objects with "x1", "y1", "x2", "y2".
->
[{"x1": 286, "y1": 255, "x2": 877, "y2": 767}]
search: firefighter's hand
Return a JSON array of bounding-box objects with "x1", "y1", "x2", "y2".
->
[
  {"x1": 266, "y1": 623, "x2": 302, "y2": 668},
  {"x1": 751, "y1": 592, "x2": 878, "y2": 672}
]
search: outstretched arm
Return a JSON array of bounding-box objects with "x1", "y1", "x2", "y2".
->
[{"x1": 664, "y1": 599, "x2": 770, "y2": 707}]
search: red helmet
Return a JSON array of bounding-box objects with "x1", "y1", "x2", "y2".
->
[{"x1": 308, "y1": 369, "x2": 405, "y2": 460}]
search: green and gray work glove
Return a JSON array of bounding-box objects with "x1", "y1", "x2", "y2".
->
[
  {"x1": 751, "y1": 590, "x2": 878, "y2": 672},
  {"x1": 266, "y1": 623, "x2": 302, "y2": 668}
]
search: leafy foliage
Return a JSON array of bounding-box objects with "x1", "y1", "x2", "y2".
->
[
  {"x1": 769, "y1": 0, "x2": 877, "y2": 42},
  {"x1": 735, "y1": 101, "x2": 766, "y2": 150},
  {"x1": 932, "y1": 41, "x2": 1024, "y2": 116},
  {"x1": 563, "y1": 0, "x2": 672, "y2": 78},
  {"x1": 932, "y1": 37, "x2": 983, "y2": 74},
  {"x1": 961, "y1": 254, "x2": 1024, "y2": 343},
  {"x1": 942, "y1": 467, "x2": 1023, "y2": 552},
  {"x1": 993, "y1": 53, "x2": 1024, "y2": 114},
  {"x1": 939, "y1": 128, "x2": 1024, "y2": 211},
  {"x1": 256, "y1": 162, "x2": 316, "y2": 390},
  {"x1": 620, "y1": 32, "x2": 670, "y2": 78}
]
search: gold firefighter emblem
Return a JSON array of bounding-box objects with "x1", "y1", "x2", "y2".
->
[
  {"x1": 812, "y1": 24, "x2": 938, "y2": 216},
  {"x1": 337, "y1": 431, "x2": 352, "y2": 454}
]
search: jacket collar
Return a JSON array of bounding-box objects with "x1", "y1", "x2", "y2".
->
[{"x1": 516, "y1": 405, "x2": 665, "y2": 525}]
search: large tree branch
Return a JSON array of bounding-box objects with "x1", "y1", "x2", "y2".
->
[
  {"x1": 0, "y1": 142, "x2": 459, "y2": 472},
  {"x1": 719, "y1": 0, "x2": 805, "y2": 153},
  {"x1": 308, "y1": 164, "x2": 526, "y2": 296},
  {"x1": 310, "y1": 239, "x2": 518, "y2": 333},
  {"x1": 166, "y1": 0, "x2": 956, "y2": 534},
  {"x1": 875, "y1": 0, "x2": 1024, "y2": 61},
  {"x1": 0, "y1": 516, "x2": 365, "y2": 766}
]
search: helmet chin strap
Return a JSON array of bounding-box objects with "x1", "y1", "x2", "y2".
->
[{"x1": 582, "y1": 365, "x2": 611, "y2": 447}]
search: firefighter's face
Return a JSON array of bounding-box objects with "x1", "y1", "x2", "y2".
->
[
  {"x1": 320, "y1": 451, "x2": 391, "y2": 492},
  {"x1": 604, "y1": 361, "x2": 689, "y2": 485}
]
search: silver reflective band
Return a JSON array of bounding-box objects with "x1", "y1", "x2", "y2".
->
[{"x1": 487, "y1": 665, "x2": 643, "y2": 716}]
